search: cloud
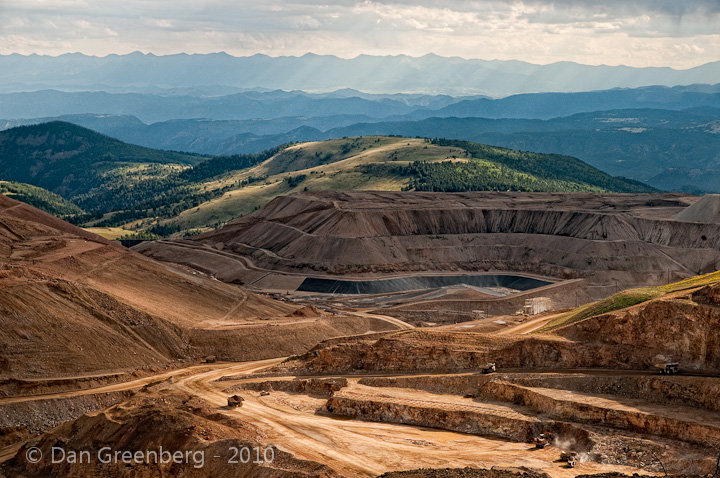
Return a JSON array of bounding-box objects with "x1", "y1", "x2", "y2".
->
[{"x1": 0, "y1": 0, "x2": 718, "y2": 68}]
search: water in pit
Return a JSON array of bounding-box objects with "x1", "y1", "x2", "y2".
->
[{"x1": 297, "y1": 274, "x2": 552, "y2": 295}]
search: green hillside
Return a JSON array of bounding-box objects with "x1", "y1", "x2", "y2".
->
[
  {"x1": 0, "y1": 181, "x2": 84, "y2": 216},
  {"x1": 0, "y1": 123, "x2": 659, "y2": 236},
  {"x1": 166, "y1": 136, "x2": 656, "y2": 232},
  {"x1": 0, "y1": 122, "x2": 225, "y2": 224},
  {"x1": 419, "y1": 139, "x2": 654, "y2": 193},
  {"x1": 0, "y1": 121, "x2": 203, "y2": 198}
]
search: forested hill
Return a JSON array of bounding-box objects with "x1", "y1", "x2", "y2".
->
[
  {"x1": 0, "y1": 123, "x2": 657, "y2": 237},
  {"x1": 0, "y1": 121, "x2": 204, "y2": 198},
  {"x1": 0, "y1": 122, "x2": 294, "y2": 227},
  {"x1": 404, "y1": 139, "x2": 654, "y2": 194},
  {"x1": 0, "y1": 181, "x2": 84, "y2": 216}
]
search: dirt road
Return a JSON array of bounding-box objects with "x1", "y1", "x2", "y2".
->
[
  {"x1": 172, "y1": 361, "x2": 652, "y2": 478},
  {"x1": 0, "y1": 358, "x2": 661, "y2": 477},
  {"x1": 353, "y1": 310, "x2": 415, "y2": 330},
  {"x1": 0, "y1": 362, "x2": 243, "y2": 406},
  {"x1": 496, "y1": 312, "x2": 565, "y2": 335}
]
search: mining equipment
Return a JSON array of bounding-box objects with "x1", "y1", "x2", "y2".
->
[
  {"x1": 561, "y1": 451, "x2": 578, "y2": 468},
  {"x1": 481, "y1": 363, "x2": 496, "y2": 374},
  {"x1": 655, "y1": 362, "x2": 680, "y2": 374},
  {"x1": 534, "y1": 433, "x2": 551, "y2": 448},
  {"x1": 227, "y1": 395, "x2": 245, "y2": 407}
]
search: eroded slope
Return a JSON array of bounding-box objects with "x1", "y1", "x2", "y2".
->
[
  {"x1": 0, "y1": 194, "x2": 397, "y2": 378},
  {"x1": 140, "y1": 191, "x2": 720, "y2": 298}
]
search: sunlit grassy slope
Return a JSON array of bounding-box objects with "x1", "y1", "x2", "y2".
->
[
  {"x1": 539, "y1": 269, "x2": 720, "y2": 332},
  {"x1": 164, "y1": 135, "x2": 650, "y2": 232},
  {"x1": 167, "y1": 137, "x2": 468, "y2": 230},
  {"x1": 83, "y1": 227, "x2": 132, "y2": 240},
  {"x1": 1, "y1": 121, "x2": 657, "y2": 237}
]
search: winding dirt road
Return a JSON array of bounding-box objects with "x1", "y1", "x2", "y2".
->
[
  {"x1": 172, "y1": 361, "x2": 652, "y2": 478},
  {"x1": 353, "y1": 309, "x2": 415, "y2": 330},
  {"x1": 496, "y1": 312, "x2": 565, "y2": 335},
  {"x1": 0, "y1": 358, "x2": 661, "y2": 477}
]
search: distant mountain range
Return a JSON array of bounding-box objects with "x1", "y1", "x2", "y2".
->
[
  {"x1": 2, "y1": 52, "x2": 720, "y2": 97},
  {"x1": 2, "y1": 72, "x2": 719, "y2": 193},
  {"x1": 1, "y1": 83, "x2": 719, "y2": 123}
]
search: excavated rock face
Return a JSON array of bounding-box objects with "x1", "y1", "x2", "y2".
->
[
  {"x1": 575, "y1": 475, "x2": 704, "y2": 478},
  {"x1": 281, "y1": 285, "x2": 720, "y2": 376},
  {"x1": 556, "y1": 299, "x2": 720, "y2": 372},
  {"x1": 236, "y1": 377, "x2": 348, "y2": 397},
  {"x1": 381, "y1": 471, "x2": 699, "y2": 478},
  {"x1": 179, "y1": 191, "x2": 720, "y2": 294},
  {"x1": 281, "y1": 325, "x2": 700, "y2": 377},
  {"x1": 692, "y1": 283, "x2": 720, "y2": 306}
]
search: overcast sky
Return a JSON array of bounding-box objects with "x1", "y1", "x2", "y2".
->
[{"x1": 1, "y1": 0, "x2": 718, "y2": 68}]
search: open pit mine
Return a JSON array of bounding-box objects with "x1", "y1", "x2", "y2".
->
[
  {"x1": 2, "y1": 190, "x2": 720, "y2": 477},
  {"x1": 139, "y1": 190, "x2": 720, "y2": 324}
]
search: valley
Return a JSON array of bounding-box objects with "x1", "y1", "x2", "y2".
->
[{"x1": 1, "y1": 42, "x2": 719, "y2": 478}]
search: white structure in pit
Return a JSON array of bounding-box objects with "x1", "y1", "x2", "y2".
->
[{"x1": 524, "y1": 297, "x2": 551, "y2": 315}]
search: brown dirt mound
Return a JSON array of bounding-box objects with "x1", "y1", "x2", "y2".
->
[{"x1": 288, "y1": 305, "x2": 321, "y2": 317}]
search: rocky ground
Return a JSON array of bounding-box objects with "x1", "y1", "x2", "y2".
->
[
  {"x1": 378, "y1": 468, "x2": 552, "y2": 477},
  {"x1": 0, "y1": 390, "x2": 342, "y2": 478},
  {"x1": 240, "y1": 280, "x2": 720, "y2": 475}
]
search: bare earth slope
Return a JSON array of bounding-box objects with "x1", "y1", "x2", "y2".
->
[
  {"x1": 0, "y1": 194, "x2": 397, "y2": 378},
  {"x1": 278, "y1": 279, "x2": 720, "y2": 376},
  {"x1": 553, "y1": 283, "x2": 720, "y2": 372},
  {"x1": 4, "y1": 191, "x2": 719, "y2": 477},
  {"x1": 675, "y1": 194, "x2": 720, "y2": 223},
  {"x1": 139, "y1": 191, "x2": 719, "y2": 298}
]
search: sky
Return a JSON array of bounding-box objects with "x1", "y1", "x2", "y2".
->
[{"x1": 0, "y1": 0, "x2": 719, "y2": 68}]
